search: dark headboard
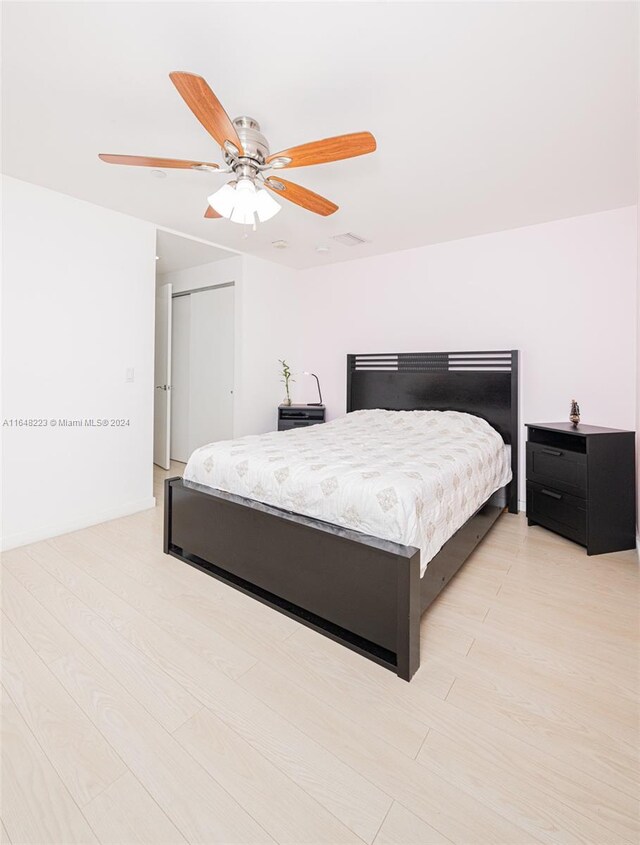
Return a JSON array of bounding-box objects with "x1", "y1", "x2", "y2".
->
[{"x1": 347, "y1": 350, "x2": 519, "y2": 513}]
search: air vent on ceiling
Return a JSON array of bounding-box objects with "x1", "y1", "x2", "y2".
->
[{"x1": 331, "y1": 232, "x2": 368, "y2": 247}]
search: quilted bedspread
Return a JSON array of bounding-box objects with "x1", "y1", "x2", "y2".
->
[{"x1": 184, "y1": 409, "x2": 511, "y2": 575}]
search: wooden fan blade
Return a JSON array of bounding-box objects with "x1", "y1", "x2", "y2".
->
[
  {"x1": 266, "y1": 131, "x2": 376, "y2": 169},
  {"x1": 98, "y1": 154, "x2": 219, "y2": 169},
  {"x1": 264, "y1": 177, "x2": 338, "y2": 216},
  {"x1": 204, "y1": 206, "x2": 222, "y2": 218},
  {"x1": 169, "y1": 72, "x2": 243, "y2": 154}
]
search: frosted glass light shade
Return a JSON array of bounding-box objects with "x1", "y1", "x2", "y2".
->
[
  {"x1": 230, "y1": 205, "x2": 255, "y2": 225},
  {"x1": 255, "y1": 188, "x2": 281, "y2": 222},
  {"x1": 207, "y1": 183, "x2": 236, "y2": 218},
  {"x1": 235, "y1": 178, "x2": 254, "y2": 197}
]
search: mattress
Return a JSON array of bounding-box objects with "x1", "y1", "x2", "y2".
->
[{"x1": 184, "y1": 409, "x2": 512, "y2": 576}]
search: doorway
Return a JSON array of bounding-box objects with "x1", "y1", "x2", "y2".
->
[{"x1": 154, "y1": 230, "x2": 237, "y2": 471}]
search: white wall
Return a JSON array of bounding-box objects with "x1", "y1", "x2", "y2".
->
[
  {"x1": 298, "y1": 207, "x2": 638, "y2": 507},
  {"x1": 234, "y1": 256, "x2": 302, "y2": 436},
  {"x1": 1, "y1": 177, "x2": 156, "y2": 549}
]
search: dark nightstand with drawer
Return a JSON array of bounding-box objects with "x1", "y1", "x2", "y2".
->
[
  {"x1": 526, "y1": 422, "x2": 636, "y2": 555},
  {"x1": 278, "y1": 404, "x2": 325, "y2": 431}
]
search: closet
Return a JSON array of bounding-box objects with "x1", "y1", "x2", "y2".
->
[{"x1": 170, "y1": 283, "x2": 235, "y2": 462}]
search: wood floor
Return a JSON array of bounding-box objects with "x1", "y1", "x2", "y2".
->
[{"x1": 2, "y1": 462, "x2": 638, "y2": 845}]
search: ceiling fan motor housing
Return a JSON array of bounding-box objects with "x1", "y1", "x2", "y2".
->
[{"x1": 231, "y1": 116, "x2": 270, "y2": 165}]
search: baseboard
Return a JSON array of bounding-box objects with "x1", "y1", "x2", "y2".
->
[{"x1": 0, "y1": 496, "x2": 156, "y2": 551}]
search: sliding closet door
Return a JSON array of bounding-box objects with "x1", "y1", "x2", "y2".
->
[
  {"x1": 189, "y1": 285, "x2": 234, "y2": 449},
  {"x1": 170, "y1": 284, "x2": 235, "y2": 463}
]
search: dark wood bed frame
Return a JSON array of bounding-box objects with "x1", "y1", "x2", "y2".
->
[{"x1": 164, "y1": 350, "x2": 519, "y2": 681}]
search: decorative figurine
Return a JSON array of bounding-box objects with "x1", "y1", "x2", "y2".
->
[{"x1": 569, "y1": 399, "x2": 580, "y2": 426}]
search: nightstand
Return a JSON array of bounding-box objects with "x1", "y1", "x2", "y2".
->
[
  {"x1": 278, "y1": 404, "x2": 325, "y2": 432},
  {"x1": 525, "y1": 422, "x2": 636, "y2": 555}
]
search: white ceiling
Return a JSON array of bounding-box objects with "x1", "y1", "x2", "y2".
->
[
  {"x1": 2, "y1": 2, "x2": 637, "y2": 269},
  {"x1": 156, "y1": 229, "x2": 235, "y2": 274}
]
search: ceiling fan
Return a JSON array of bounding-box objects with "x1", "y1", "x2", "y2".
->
[{"x1": 99, "y1": 72, "x2": 377, "y2": 226}]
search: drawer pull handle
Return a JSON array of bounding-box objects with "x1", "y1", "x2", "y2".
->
[
  {"x1": 541, "y1": 448, "x2": 563, "y2": 457},
  {"x1": 541, "y1": 489, "x2": 562, "y2": 500}
]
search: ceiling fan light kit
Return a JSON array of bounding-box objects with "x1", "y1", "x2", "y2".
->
[
  {"x1": 208, "y1": 177, "x2": 282, "y2": 226},
  {"x1": 99, "y1": 71, "x2": 377, "y2": 227}
]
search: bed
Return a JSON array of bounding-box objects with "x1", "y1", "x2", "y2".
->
[{"x1": 164, "y1": 350, "x2": 519, "y2": 681}]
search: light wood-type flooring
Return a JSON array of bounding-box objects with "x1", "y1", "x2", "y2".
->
[{"x1": 2, "y1": 462, "x2": 638, "y2": 844}]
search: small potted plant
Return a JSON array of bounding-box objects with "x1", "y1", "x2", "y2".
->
[{"x1": 279, "y1": 359, "x2": 294, "y2": 406}]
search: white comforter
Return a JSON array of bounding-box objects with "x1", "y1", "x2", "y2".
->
[{"x1": 184, "y1": 409, "x2": 511, "y2": 575}]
